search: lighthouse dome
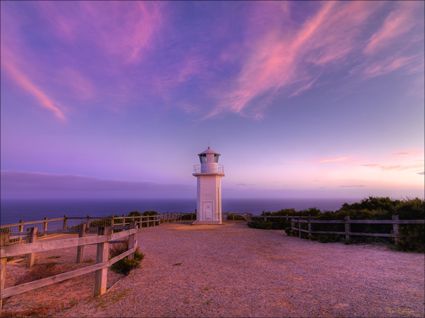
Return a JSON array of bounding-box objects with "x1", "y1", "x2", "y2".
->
[
  {"x1": 198, "y1": 146, "x2": 220, "y2": 164},
  {"x1": 198, "y1": 146, "x2": 220, "y2": 156}
]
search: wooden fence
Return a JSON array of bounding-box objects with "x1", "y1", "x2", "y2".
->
[
  {"x1": 0, "y1": 212, "x2": 193, "y2": 309},
  {"x1": 0, "y1": 224, "x2": 138, "y2": 309},
  {"x1": 0, "y1": 213, "x2": 195, "y2": 242},
  {"x1": 289, "y1": 215, "x2": 424, "y2": 244},
  {"x1": 248, "y1": 215, "x2": 425, "y2": 244}
]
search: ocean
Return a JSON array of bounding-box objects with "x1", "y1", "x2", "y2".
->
[{"x1": 0, "y1": 198, "x2": 356, "y2": 225}]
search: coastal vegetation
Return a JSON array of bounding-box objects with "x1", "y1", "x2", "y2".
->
[
  {"x1": 110, "y1": 242, "x2": 144, "y2": 275},
  {"x1": 248, "y1": 197, "x2": 424, "y2": 252},
  {"x1": 226, "y1": 213, "x2": 246, "y2": 221}
]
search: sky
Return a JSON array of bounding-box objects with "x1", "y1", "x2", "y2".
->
[{"x1": 1, "y1": 1, "x2": 424, "y2": 200}]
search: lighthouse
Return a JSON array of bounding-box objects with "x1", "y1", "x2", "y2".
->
[{"x1": 193, "y1": 147, "x2": 224, "y2": 224}]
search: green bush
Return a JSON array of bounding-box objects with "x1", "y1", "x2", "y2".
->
[
  {"x1": 110, "y1": 242, "x2": 144, "y2": 275},
  {"x1": 254, "y1": 197, "x2": 424, "y2": 252},
  {"x1": 248, "y1": 220, "x2": 290, "y2": 230},
  {"x1": 142, "y1": 211, "x2": 158, "y2": 216},
  {"x1": 227, "y1": 213, "x2": 246, "y2": 221},
  {"x1": 180, "y1": 213, "x2": 196, "y2": 220},
  {"x1": 397, "y1": 224, "x2": 425, "y2": 252},
  {"x1": 89, "y1": 218, "x2": 112, "y2": 228}
]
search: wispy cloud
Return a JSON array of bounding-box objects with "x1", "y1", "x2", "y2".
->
[
  {"x1": 38, "y1": 2, "x2": 164, "y2": 64},
  {"x1": 1, "y1": 2, "x2": 165, "y2": 121},
  {"x1": 319, "y1": 156, "x2": 350, "y2": 164},
  {"x1": 208, "y1": 2, "x2": 383, "y2": 117},
  {"x1": 1, "y1": 2, "x2": 423, "y2": 122},
  {"x1": 364, "y1": 3, "x2": 417, "y2": 55},
  {"x1": 362, "y1": 55, "x2": 419, "y2": 79},
  {"x1": 78, "y1": 2, "x2": 164, "y2": 64},
  {"x1": 59, "y1": 68, "x2": 96, "y2": 101},
  {"x1": 340, "y1": 185, "x2": 365, "y2": 188},
  {"x1": 362, "y1": 163, "x2": 424, "y2": 172},
  {"x1": 1, "y1": 52, "x2": 66, "y2": 121}
]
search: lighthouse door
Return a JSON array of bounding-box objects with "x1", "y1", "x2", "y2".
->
[{"x1": 202, "y1": 201, "x2": 213, "y2": 220}]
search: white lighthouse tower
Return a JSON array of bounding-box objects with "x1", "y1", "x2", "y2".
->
[{"x1": 193, "y1": 147, "x2": 224, "y2": 224}]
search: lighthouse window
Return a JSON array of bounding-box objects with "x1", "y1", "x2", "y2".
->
[
  {"x1": 200, "y1": 154, "x2": 207, "y2": 163},
  {"x1": 214, "y1": 154, "x2": 219, "y2": 163}
]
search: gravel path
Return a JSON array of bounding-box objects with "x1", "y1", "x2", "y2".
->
[{"x1": 62, "y1": 222, "x2": 424, "y2": 317}]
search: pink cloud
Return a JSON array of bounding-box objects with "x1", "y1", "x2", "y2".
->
[
  {"x1": 59, "y1": 68, "x2": 96, "y2": 101},
  {"x1": 362, "y1": 55, "x2": 418, "y2": 78},
  {"x1": 1, "y1": 53, "x2": 66, "y2": 121},
  {"x1": 36, "y1": 2, "x2": 78, "y2": 42},
  {"x1": 78, "y1": 2, "x2": 163, "y2": 64},
  {"x1": 37, "y1": 2, "x2": 164, "y2": 64},
  {"x1": 362, "y1": 163, "x2": 424, "y2": 171},
  {"x1": 319, "y1": 157, "x2": 350, "y2": 164},
  {"x1": 209, "y1": 2, "x2": 382, "y2": 118},
  {"x1": 364, "y1": 3, "x2": 417, "y2": 55}
]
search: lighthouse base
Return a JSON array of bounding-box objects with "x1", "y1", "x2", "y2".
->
[{"x1": 192, "y1": 220, "x2": 223, "y2": 225}]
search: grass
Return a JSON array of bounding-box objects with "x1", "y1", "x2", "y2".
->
[{"x1": 15, "y1": 262, "x2": 65, "y2": 285}]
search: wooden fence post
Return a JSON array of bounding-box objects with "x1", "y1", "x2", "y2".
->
[
  {"x1": 94, "y1": 226, "x2": 111, "y2": 296},
  {"x1": 307, "y1": 218, "x2": 312, "y2": 240},
  {"x1": 76, "y1": 223, "x2": 87, "y2": 263},
  {"x1": 18, "y1": 220, "x2": 24, "y2": 243},
  {"x1": 0, "y1": 231, "x2": 9, "y2": 247},
  {"x1": 392, "y1": 215, "x2": 399, "y2": 245},
  {"x1": 27, "y1": 227, "x2": 38, "y2": 268},
  {"x1": 128, "y1": 223, "x2": 137, "y2": 260},
  {"x1": 62, "y1": 215, "x2": 68, "y2": 231},
  {"x1": 344, "y1": 216, "x2": 350, "y2": 243},
  {"x1": 0, "y1": 257, "x2": 6, "y2": 309},
  {"x1": 43, "y1": 217, "x2": 48, "y2": 236},
  {"x1": 298, "y1": 218, "x2": 302, "y2": 238}
]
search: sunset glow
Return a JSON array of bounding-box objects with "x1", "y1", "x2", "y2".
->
[{"x1": 1, "y1": 1, "x2": 424, "y2": 199}]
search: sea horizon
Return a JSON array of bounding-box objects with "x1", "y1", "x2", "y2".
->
[{"x1": 0, "y1": 197, "x2": 360, "y2": 225}]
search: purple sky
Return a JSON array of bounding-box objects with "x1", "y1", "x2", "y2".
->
[{"x1": 1, "y1": 1, "x2": 424, "y2": 199}]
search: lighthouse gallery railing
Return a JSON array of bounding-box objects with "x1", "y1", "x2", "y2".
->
[{"x1": 193, "y1": 164, "x2": 224, "y2": 174}]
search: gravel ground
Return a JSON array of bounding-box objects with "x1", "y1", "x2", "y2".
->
[
  {"x1": 1, "y1": 234, "x2": 124, "y2": 317},
  {"x1": 57, "y1": 222, "x2": 424, "y2": 318}
]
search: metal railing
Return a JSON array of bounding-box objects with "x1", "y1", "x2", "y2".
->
[{"x1": 193, "y1": 164, "x2": 224, "y2": 174}]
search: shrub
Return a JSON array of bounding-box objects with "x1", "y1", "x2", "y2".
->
[
  {"x1": 397, "y1": 224, "x2": 425, "y2": 252},
  {"x1": 110, "y1": 241, "x2": 144, "y2": 275},
  {"x1": 142, "y1": 211, "x2": 158, "y2": 216},
  {"x1": 128, "y1": 211, "x2": 141, "y2": 216},
  {"x1": 247, "y1": 221, "x2": 273, "y2": 230},
  {"x1": 180, "y1": 213, "x2": 196, "y2": 220},
  {"x1": 247, "y1": 220, "x2": 290, "y2": 230},
  {"x1": 89, "y1": 218, "x2": 112, "y2": 228},
  {"x1": 111, "y1": 258, "x2": 140, "y2": 276},
  {"x1": 252, "y1": 197, "x2": 424, "y2": 252},
  {"x1": 226, "y1": 213, "x2": 246, "y2": 221}
]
